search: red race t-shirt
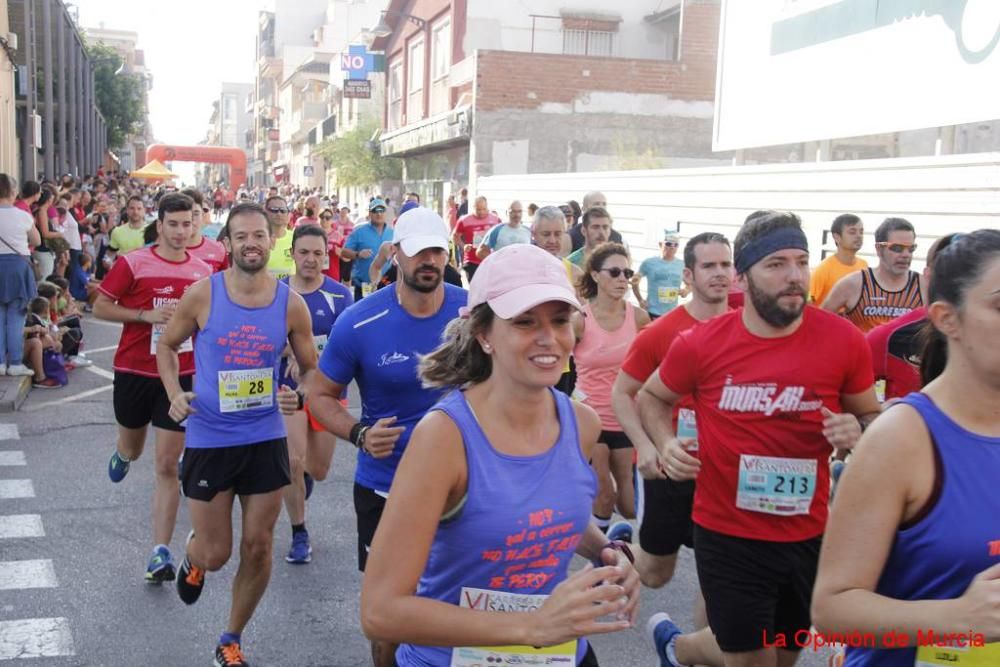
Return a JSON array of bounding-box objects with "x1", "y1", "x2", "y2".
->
[
  {"x1": 454, "y1": 213, "x2": 500, "y2": 266},
  {"x1": 98, "y1": 247, "x2": 211, "y2": 377},
  {"x1": 659, "y1": 306, "x2": 873, "y2": 542},
  {"x1": 866, "y1": 306, "x2": 925, "y2": 402},
  {"x1": 187, "y1": 237, "x2": 227, "y2": 273}
]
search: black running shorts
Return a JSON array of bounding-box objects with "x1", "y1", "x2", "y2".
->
[
  {"x1": 637, "y1": 477, "x2": 695, "y2": 556},
  {"x1": 354, "y1": 482, "x2": 387, "y2": 572},
  {"x1": 113, "y1": 372, "x2": 192, "y2": 432},
  {"x1": 180, "y1": 438, "x2": 290, "y2": 501},
  {"x1": 694, "y1": 524, "x2": 821, "y2": 653},
  {"x1": 598, "y1": 430, "x2": 632, "y2": 450}
]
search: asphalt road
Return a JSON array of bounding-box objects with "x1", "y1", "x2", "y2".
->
[{"x1": 0, "y1": 316, "x2": 837, "y2": 666}]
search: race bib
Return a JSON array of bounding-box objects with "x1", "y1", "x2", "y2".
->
[
  {"x1": 916, "y1": 643, "x2": 1000, "y2": 666},
  {"x1": 218, "y1": 368, "x2": 273, "y2": 413},
  {"x1": 314, "y1": 334, "x2": 328, "y2": 353},
  {"x1": 150, "y1": 323, "x2": 192, "y2": 355},
  {"x1": 657, "y1": 286, "x2": 680, "y2": 303},
  {"x1": 472, "y1": 230, "x2": 488, "y2": 246},
  {"x1": 677, "y1": 408, "x2": 698, "y2": 451},
  {"x1": 451, "y1": 588, "x2": 577, "y2": 667},
  {"x1": 361, "y1": 282, "x2": 375, "y2": 297},
  {"x1": 736, "y1": 455, "x2": 817, "y2": 516},
  {"x1": 875, "y1": 379, "x2": 887, "y2": 403}
]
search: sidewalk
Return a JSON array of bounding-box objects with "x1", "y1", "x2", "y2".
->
[{"x1": 0, "y1": 374, "x2": 32, "y2": 412}]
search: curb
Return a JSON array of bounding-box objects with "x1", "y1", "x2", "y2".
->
[{"x1": 0, "y1": 376, "x2": 32, "y2": 413}]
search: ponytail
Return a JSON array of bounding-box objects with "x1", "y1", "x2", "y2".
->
[{"x1": 419, "y1": 304, "x2": 495, "y2": 389}]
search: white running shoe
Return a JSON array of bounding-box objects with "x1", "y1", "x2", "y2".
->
[
  {"x1": 6, "y1": 364, "x2": 34, "y2": 377},
  {"x1": 68, "y1": 356, "x2": 93, "y2": 367}
]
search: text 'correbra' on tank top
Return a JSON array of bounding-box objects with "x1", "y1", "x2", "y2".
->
[
  {"x1": 395, "y1": 388, "x2": 597, "y2": 667},
  {"x1": 186, "y1": 272, "x2": 289, "y2": 449},
  {"x1": 845, "y1": 268, "x2": 923, "y2": 333}
]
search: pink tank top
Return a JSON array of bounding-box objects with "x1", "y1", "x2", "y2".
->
[{"x1": 574, "y1": 301, "x2": 638, "y2": 430}]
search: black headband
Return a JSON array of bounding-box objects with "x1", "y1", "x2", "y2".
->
[{"x1": 735, "y1": 226, "x2": 809, "y2": 274}]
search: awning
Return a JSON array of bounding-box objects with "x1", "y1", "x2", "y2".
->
[{"x1": 130, "y1": 159, "x2": 177, "y2": 180}]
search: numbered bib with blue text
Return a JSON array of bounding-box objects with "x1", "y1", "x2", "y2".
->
[{"x1": 737, "y1": 454, "x2": 816, "y2": 516}]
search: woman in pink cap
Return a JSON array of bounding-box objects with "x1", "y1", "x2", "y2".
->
[{"x1": 360, "y1": 243, "x2": 640, "y2": 667}]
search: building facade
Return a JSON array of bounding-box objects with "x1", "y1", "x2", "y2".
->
[
  {"x1": 372, "y1": 0, "x2": 723, "y2": 213},
  {"x1": 0, "y1": 0, "x2": 17, "y2": 176}
]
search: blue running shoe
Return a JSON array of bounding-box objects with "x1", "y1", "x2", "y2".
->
[
  {"x1": 285, "y1": 530, "x2": 312, "y2": 564},
  {"x1": 304, "y1": 472, "x2": 314, "y2": 500},
  {"x1": 108, "y1": 451, "x2": 130, "y2": 483},
  {"x1": 647, "y1": 612, "x2": 684, "y2": 667},
  {"x1": 607, "y1": 520, "x2": 634, "y2": 544},
  {"x1": 145, "y1": 545, "x2": 176, "y2": 584}
]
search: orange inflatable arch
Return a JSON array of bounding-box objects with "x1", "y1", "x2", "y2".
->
[{"x1": 144, "y1": 144, "x2": 247, "y2": 198}]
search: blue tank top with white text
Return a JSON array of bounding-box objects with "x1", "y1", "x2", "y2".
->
[
  {"x1": 186, "y1": 272, "x2": 289, "y2": 448},
  {"x1": 845, "y1": 392, "x2": 1000, "y2": 666},
  {"x1": 395, "y1": 388, "x2": 597, "y2": 666}
]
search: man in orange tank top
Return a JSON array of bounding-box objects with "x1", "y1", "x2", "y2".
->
[{"x1": 821, "y1": 217, "x2": 926, "y2": 333}]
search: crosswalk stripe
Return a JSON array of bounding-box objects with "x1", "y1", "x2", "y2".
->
[
  {"x1": 0, "y1": 424, "x2": 18, "y2": 441},
  {"x1": 0, "y1": 560, "x2": 58, "y2": 590},
  {"x1": 0, "y1": 451, "x2": 26, "y2": 466},
  {"x1": 0, "y1": 617, "x2": 75, "y2": 659},
  {"x1": 0, "y1": 480, "x2": 33, "y2": 499},
  {"x1": 0, "y1": 515, "x2": 44, "y2": 539}
]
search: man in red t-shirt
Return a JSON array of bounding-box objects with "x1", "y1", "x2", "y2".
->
[
  {"x1": 93, "y1": 193, "x2": 211, "y2": 584},
  {"x1": 610, "y1": 232, "x2": 732, "y2": 600},
  {"x1": 452, "y1": 195, "x2": 500, "y2": 282},
  {"x1": 866, "y1": 233, "x2": 959, "y2": 404},
  {"x1": 639, "y1": 211, "x2": 880, "y2": 667},
  {"x1": 182, "y1": 188, "x2": 227, "y2": 273}
]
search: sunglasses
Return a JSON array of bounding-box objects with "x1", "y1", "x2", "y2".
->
[
  {"x1": 663, "y1": 241, "x2": 679, "y2": 247},
  {"x1": 267, "y1": 207, "x2": 289, "y2": 214},
  {"x1": 320, "y1": 215, "x2": 333, "y2": 220},
  {"x1": 371, "y1": 208, "x2": 386, "y2": 214},
  {"x1": 876, "y1": 242, "x2": 917, "y2": 253},
  {"x1": 599, "y1": 267, "x2": 635, "y2": 279}
]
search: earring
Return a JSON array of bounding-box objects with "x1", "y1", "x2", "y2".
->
[{"x1": 481, "y1": 342, "x2": 492, "y2": 353}]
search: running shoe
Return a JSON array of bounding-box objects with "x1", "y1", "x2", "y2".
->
[
  {"x1": 108, "y1": 451, "x2": 130, "y2": 482},
  {"x1": 648, "y1": 612, "x2": 684, "y2": 667},
  {"x1": 213, "y1": 641, "x2": 249, "y2": 667},
  {"x1": 304, "y1": 472, "x2": 314, "y2": 500},
  {"x1": 285, "y1": 530, "x2": 312, "y2": 564},
  {"x1": 145, "y1": 545, "x2": 176, "y2": 584},
  {"x1": 607, "y1": 520, "x2": 634, "y2": 544},
  {"x1": 67, "y1": 355, "x2": 93, "y2": 367},
  {"x1": 6, "y1": 364, "x2": 34, "y2": 377},
  {"x1": 32, "y1": 377, "x2": 61, "y2": 389},
  {"x1": 177, "y1": 532, "x2": 205, "y2": 605}
]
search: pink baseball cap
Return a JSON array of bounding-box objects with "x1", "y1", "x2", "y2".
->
[{"x1": 461, "y1": 243, "x2": 582, "y2": 319}]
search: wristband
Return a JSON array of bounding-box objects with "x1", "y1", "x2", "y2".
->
[
  {"x1": 598, "y1": 540, "x2": 635, "y2": 566},
  {"x1": 296, "y1": 392, "x2": 305, "y2": 411},
  {"x1": 349, "y1": 422, "x2": 365, "y2": 448}
]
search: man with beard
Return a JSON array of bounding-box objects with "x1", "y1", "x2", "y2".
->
[
  {"x1": 808, "y1": 214, "x2": 867, "y2": 306},
  {"x1": 566, "y1": 207, "x2": 613, "y2": 268},
  {"x1": 156, "y1": 203, "x2": 317, "y2": 667},
  {"x1": 821, "y1": 217, "x2": 926, "y2": 332},
  {"x1": 306, "y1": 207, "x2": 466, "y2": 667},
  {"x1": 637, "y1": 211, "x2": 880, "y2": 667}
]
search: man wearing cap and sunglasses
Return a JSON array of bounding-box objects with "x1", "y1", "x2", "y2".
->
[
  {"x1": 341, "y1": 198, "x2": 394, "y2": 300},
  {"x1": 821, "y1": 217, "x2": 926, "y2": 332},
  {"x1": 307, "y1": 207, "x2": 467, "y2": 667},
  {"x1": 632, "y1": 230, "x2": 689, "y2": 320},
  {"x1": 264, "y1": 195, "x2": 295, "y2": 280}
]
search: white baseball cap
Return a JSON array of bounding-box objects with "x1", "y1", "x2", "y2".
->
[{"x1": 392, "y1": 207, "x2": 450, "y2": 257}]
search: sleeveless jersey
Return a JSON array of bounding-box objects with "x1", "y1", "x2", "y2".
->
[
  {"x1": 395, "y1": 388, "x2": 597, "y2": 667},
  {"x1": 845, "y1": 392, "x2": 1000, "y2": 666},
  {"x1": 574, "y1": 301, "x2": 638, "y2": 430},
  {"x1": 845, "y1": 268, "x2": 923, "y2": 333},
  {"x1": 186, "y1": 272, "x2": 289, "y2": 448},
  {"x1": 278, "y1": 276, "x2": 353, "y2": 391}
]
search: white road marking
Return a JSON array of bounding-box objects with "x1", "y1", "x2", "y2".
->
[
  {"x1": 0, "y1": 560, "x2": 58, "y2": 590},
  {"x1": 0, "y1": 515, "x2": 44, "y2": 539},
  {"x1": 0, "y1": 480, "x2": 33, "y2": 499},
  {"x1": 0, "y1": 451, "x2": 25, "y2": 466},
  {"x1": 0, "y1": 424, "x2": 18, "y2": 441},
  {"x1": 0, "y1": 617, "x2": 75, "y2": 659},
  {"x1": 24, "y1": 384, "x2": 112, "y2": 411},
  {"x1": 78, "y1": 344, "x2": 118, "y2": 354},
  {"x1": 85, "y1": 365, "x2": 115, "y2": 381}
]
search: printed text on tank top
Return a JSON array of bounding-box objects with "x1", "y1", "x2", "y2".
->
[{"x1": 846, "y1": 268, "x2": 923, "y2": 331}]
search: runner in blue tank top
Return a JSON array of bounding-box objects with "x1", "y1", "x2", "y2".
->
[
  {"x1": 812, "y1": 229, "x2": 1000, "y2": 667},
  {"x1": 156, "y1": 203, "x2": 318, "y2": 667},
  {"x1": 278, "y1": 224, "x2": 353, "y2": 565},
  {"x1": 359, "y1": 244, "x2": 640, "y2": 667}
]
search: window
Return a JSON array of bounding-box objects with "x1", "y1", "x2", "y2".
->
[
  {"x1": 562, "y1": 18, "x2": 619, "y2": 57},
  {"x1": 431, "y1": 19, "x2": 451, "y2": 81},
  {"x1": 388, "y1": 62, "x2": 403, "y2": 129},
  {"x1": 407, "y1": 38, "x2": 425, "y2": 122},
  {"x1": 223, "y1": 95, "x2": 237, "y2": 122}
]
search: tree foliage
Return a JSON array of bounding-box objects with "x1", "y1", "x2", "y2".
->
[
  {"x1": 86, "y1": 42, "x2": 145, "y2": 150},
  {"x1": 317, "y1": 116, "x2": 401, "y2": 189}
]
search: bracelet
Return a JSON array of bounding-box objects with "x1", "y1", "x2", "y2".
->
[
  {"x1": 349, "y1": 422, "x2": 365, "y2": 448},
  {"x1": 296, "y1": 392, "x2": 305, "y2": 411},
  {"x1": 598, "y1": 540, "x2": 635, "y2": 566}
]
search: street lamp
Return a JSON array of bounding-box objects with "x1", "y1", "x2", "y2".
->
[{"x1": 370, "y1": 10, "x2": 427, "y2": 38}]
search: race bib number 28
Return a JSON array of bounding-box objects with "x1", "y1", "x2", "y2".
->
[{"x1": 218, "y1": 368, "x2": 273, "y2": 413}]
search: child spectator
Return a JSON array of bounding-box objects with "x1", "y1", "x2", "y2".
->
[{"x1": 23, "y1": 297, "x2": 63, "y2": 388}]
